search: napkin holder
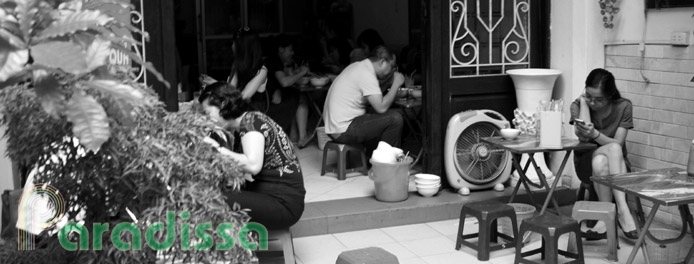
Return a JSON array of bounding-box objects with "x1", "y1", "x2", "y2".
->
[{"x1": 539, "y1": 111, "x2": 562, "y2": 149}]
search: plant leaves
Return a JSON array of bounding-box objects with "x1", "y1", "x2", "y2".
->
[
  {"x1": 36, "y1": 10, "x2": 113, "y2": 41},
  {"x1": 65, "y1": 92, "x2": 110, "y2": 152},
  {"x1": 31, "y1": 41, "x2": 88, "y2": 74},
  {"x1": 109, "y1": 43, "x2": 171, "y2": 88},
  {"x1": 110, "y1": 97, "x2": 135, "y2": 127},
  {"x1": 81, "y1": 79, "x2": 143, "y2": 103},
  {"x1": 85, "y1": 38, "x2": 110, "y2": 72},
  {"x1": 0, "y1": 28, "x2": 26, "y2": 48},
  {"x1": 0, "y1": 38, "x2": 28, "y2": 82},
  {"x1": 33, "y1": 69, "x2": 65, "y2": 118},
  {"x1": 15, "y1": 0, "x2": 38, "y2": 41}
]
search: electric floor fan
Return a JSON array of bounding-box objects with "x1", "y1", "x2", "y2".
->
[{"x1": 444, "y1": 110, "x2": 512, "y2": 190}]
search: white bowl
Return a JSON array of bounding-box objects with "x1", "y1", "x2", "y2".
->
[
  {"x1": 417, "y1": 185, "x2": 440, "y2": 197},
  {"x1": 310, "y1": 77, "x2": 330, "y2": 87},
  {"x1": 410, "y1": 89, "x2": 422, "y2": 99},
  {"x1": 415, "y1": 180, "x2": 441, "y2": 186},
  {"x1": 500, "y1": 128, "x2": 521, "y2": 140},
  {"x1": 416, "y1": 184, "x2": 441, "y2": 190},
  {"x1": 414, "y1": 173, "x2": 440, "y2": 182}
]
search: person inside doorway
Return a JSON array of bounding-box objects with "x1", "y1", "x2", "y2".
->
[
  {"x1": 228, "y1": 27, "x2": 269, "y2": 112},
  {"x1": 323, "y1": 46, "x2": 405, "y2": 156},
  {"x1": 265, "y1": 35, "x2": 311, "y2": 145}
]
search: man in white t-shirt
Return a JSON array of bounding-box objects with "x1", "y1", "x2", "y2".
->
[{"x1": 323, "y1": 46, "x2": 404, "y2": 156}]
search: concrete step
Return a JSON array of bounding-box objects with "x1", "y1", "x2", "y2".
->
[{"x1": 291, "y1": 187, "x2": 577, "y2": 238}]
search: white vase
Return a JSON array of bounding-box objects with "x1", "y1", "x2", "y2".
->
[
  {"x1": 506, "y1": 69, "x2": 561, "y2": 114},
  {"x1": 506, "y1": 69, "x2": 562, "y2": 181}
]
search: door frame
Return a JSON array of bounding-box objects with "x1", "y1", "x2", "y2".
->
[{"x1": 422, "y1": 0, "x2": 550, "y2": 179}]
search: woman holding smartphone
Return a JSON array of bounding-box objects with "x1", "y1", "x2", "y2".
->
[{"x1": 570, "y1": 68, "x2": 637, "y2": 239}]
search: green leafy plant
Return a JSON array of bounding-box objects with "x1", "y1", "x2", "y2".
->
[
  {"x1": 0, "y1": 0, "x2": 254, "y2": 263},
  {"x1": 0, "y1": 0, "x2": 168, "y2": 151},
  {"x1": 599, "y1": 0, "x2": 620, "y2": 29}
]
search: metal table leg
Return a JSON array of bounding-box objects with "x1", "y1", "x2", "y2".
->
[
  {"x1": 509, "y1": 154, "x2": 537, "y2": 207},
  {"x1": 682, "y1": 205, "x2": 694, "y2": 263},
  {"x1": 538, "y1": 150, "x2": 571, "y2": 215},
  {"x1": 627, "y1": 202, "x2": 660, "y2": 264},
  {"x1": 400, "y1": 105, "x2": 424, "y2": 166},
  {"x1": 299, "y1": 91, "x2": 324, "y2": 148}
]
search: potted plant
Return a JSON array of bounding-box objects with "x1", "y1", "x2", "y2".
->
[{"x1": 0, "y1": 0, "x2": 254, "y2": 263}]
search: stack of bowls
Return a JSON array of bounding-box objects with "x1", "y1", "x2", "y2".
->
[{"x1": 414, "y1": 174, "x2": 441, "y2": 197}]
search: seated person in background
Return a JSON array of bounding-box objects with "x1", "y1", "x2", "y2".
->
[
  {"x1": 199, "y1": 82, "x2": 305, "y2": 230},
  {"x1": 323, "y1": 46, "x2": 404, "y2": 156},
  {"x1": 320, "y1": 19, "x2": 353, "y2": 74},
  {"x1": 228, "y1": 27, "x2": 269, "y2": 112},
  {"x1": 265, "y1": 35, "x2": 311, "y2": 144},
  {"x1": 570, "y1": 68, "x2": 638, "y2": 240},
  {"x1": 350, "y1": 28, "x2": 384, "y2": 63},
  {"x1": 322, "y1": 37, "x2": 353, "y2": 74}
]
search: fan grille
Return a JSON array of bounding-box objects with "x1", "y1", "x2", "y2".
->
[{"x1": 453, "y1": 121, "x2": 509, "y2": 184}]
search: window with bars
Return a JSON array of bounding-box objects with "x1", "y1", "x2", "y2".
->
[{"x1": 449, "y1": 0, "x2": 531, "y2": 78}]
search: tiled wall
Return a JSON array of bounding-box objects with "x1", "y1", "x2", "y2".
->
[{"x1": 604, "y1": 43, "x2": 694, "y2": 228}]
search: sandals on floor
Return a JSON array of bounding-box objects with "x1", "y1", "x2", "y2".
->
[
  {"x1": 582, "y1": 230, "x2": 607, "y2": 241},
  {"x1": 618, "y1": 214, "x2": 639, "y2": 240}
]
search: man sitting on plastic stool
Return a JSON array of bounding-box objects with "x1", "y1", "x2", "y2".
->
[{"x1": 323, "y1": 46, "x2": 404, "y2": 157}]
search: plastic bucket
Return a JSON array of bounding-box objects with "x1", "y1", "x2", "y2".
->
[
  {"x1": 645, "y1": 228, "x2": 694, "y2": 264},
  {"x1": 499, "y1": 203, "x2": 538, "y2": 243},
  {"x1": 369, "y1": 157, "x2": 413, "y2": 202}
]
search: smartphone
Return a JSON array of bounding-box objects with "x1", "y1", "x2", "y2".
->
[
  {"x1": 208, "y1": 131, "x2": 229, "y2": 147},
  {"x1": 571, "y1": 119, "x2": 586, "y2": 126}
]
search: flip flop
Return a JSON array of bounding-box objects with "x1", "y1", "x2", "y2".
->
[{"x1": 582, "y1": 230, "x2": 607, "y2": 241}]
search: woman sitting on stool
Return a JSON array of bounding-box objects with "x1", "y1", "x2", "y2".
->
[
  {"x1": 199, "y1": 82, "x2": 305, "y2": 230},
  {"x1": 570, "y1": 68, "x2": 638, "y2": 239}
]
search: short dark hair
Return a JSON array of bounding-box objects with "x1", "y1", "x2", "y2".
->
[
  {"x1": 274, "y1": 34, "x2": 293, "y2": 50},
  {"x1": 368, "y1": 45, "x2": 395, "y2": 63},
  {"x1": 198, "y1": 82, "x2": 250, "y2": 120},
  {"x1": 357, "y1": 29, "x2": 384, "y2": 52},
  {"x1": 585, "y1": 68, "x2": 622, "y2": 101}
]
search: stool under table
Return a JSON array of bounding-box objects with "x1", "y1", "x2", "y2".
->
[
  {"x1": 456, "y1": 200, "x2": 518, "y2": 261},
  {"x1": 566, "y1": 201, "x2": 618, "y2": 262},
  {"x1": 320, "y1": 142, "x2": 368, "y2": 180},
  {"x1": 515, "y1": 214, "x2": 584, "y2": 264}
]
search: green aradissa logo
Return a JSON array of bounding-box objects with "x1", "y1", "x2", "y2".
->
[{"x1": 58, "y1": 211, "x2": 268, "y2": 251}]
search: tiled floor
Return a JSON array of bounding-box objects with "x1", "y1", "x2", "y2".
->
[
  {"x1": 291, "y1": 141, "x2": 678, "y2": 264},
  {"x1": 288, "y1": 218, "x2": 668, "y2": 264},
  {"x1": 296, "y1": 144, "x2": 422, "y2": 203}
]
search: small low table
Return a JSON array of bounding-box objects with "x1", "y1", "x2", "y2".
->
[
  {"x1": 481, "y1": 135, "x2": 596, "y2": 215},
  {"x1": 592, "y1": 167, "x2": 694, "y2": 264}
]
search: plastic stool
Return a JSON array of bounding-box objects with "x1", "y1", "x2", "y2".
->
[
  {"x1": 265, "y1": 228, "x2": 296, "y2": 264},
  {"x1": 456, "y1": 200, "x2": 518, "y2": 261},
  {"x1": 514, "y1": 214, "x2": 584, "y2": 264},
  {"x1": 567, "y1": 201, "x2": 618, "y2": 262},
  {"x1": 336, "y1": 247, "x2": 399, "y2": 264},
  {"x1": 321, "y1": 141, "x2": 368, "y2": 180}
]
